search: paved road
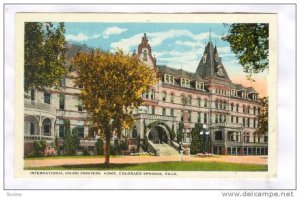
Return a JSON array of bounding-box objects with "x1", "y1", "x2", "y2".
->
[{"x1": 24, "y1": 155, "x2": 267, "y2": 168}]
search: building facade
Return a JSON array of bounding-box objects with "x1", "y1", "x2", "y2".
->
[{"x1": 24, "y1": 33, "x2": 268, "y2": 156}]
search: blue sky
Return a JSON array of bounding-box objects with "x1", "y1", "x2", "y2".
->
[{"x1": 64, "y1": 22, "x2": 267, "y2": 95}]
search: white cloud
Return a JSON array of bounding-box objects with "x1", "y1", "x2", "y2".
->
[
  {"x1": 102, "y1": 26, "x2": 127, "y2": 38},
  {"x1": 65, "y1": 33, "x2": 101, "y2": 42},
  {"x1": 110, "y1": 34, "x2": 142, "y2": 52},
  {"x1": 110, "y1": 29, "x2": 223, "y2": 72}
]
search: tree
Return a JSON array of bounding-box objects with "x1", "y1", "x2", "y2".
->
[
  {"x1": 72, "y1": 50, "x2": 156, "y2": 166},
  {"x1": 25, "y1": 22, "x2": 67, "y2": 93},
  {"x1": 63, "y1": 119, "x2": 80, "y2": 155},
  {"x1": 256, "y1": 97, "x2": 268, "y2": 136},
  {"x1": 177, "y1": 122, "x2": 184, "y2": 143},
  {"x1": 190, "y1": 123, "x2": 201, "y2": 155},
  {"x1": 222, "y1": 23, "x2": 269, "y2": 79}
]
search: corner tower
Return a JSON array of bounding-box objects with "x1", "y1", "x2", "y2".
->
[
  {"x1": 137, "y1": 33, "x2": 156, "y2": 69},
  {"x1": 196, "y1": 41, "x2": 230, "y2": 80}
]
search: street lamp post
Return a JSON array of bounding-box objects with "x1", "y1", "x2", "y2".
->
[{"x1": 199, "y1": 124, "x2": 210, "y2": 153}]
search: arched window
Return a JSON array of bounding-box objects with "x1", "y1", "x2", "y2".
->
[
  {"x1": 162, "y1": 92, "x2": 167, "y2": 102},
  {"x1": 181, "y1": 95, "x2": 185, "y2": 105},
  {"x1": 247, "y1": 105, "x2": 250, "y2": 114},
  {"x1": 204, "y1": 99, "x2": 208, "y2": 107},
  {"x1": 231, "y1": 103, "x2": 234, "y2": 111},
  {"x1": 170, "y1": 93, "x2": 174, "y2": 103},
  {"x1": 215, "y1": 100, "x2": 219, "y2": 109},
  {"x1": 242, "y1": 105, "x2": 246, "y2": 113},
  {"x1": 198, "y1": 97, "x2": 201, "y2": 107},
  {"x1": 187, "y1": 96, "x2": 192, "y2": 106},
  {"x1": 236, "y1": 104, "x2": 239, "y2": 112},
  {"x1": 253, "y1": 106, "x2": 256, "y2": 115}
]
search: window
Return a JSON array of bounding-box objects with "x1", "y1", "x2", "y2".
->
[
  {"x1": 170, "y1": 108, "x2": 174, "y2": 116},
  {"x1": 242, "y1": 105, "x2": 246, "y2": 113},
  {"x1": 204, "y1": 113, "x2": 207, "y2": 123},
  {"x1": 59, "y1": 125, "x2": 65, "y2": 138},
  {"x1": 143, "y1": 49, "x2": 147, "y2": 61},
  {"x1": 77, "y1": 97, "x2": 83, "y2": 111},
  {"x1": 243, "y1": 117, "x2": 246, "y2": 127},
  {"x1": 181, "y1": 95, "x2": 185, "y2": 105},
  {"x1": 196, "y1": 81, "x2": 204, "y2": 90},
  {"x1": 258, "y1": 107, "x2": 261, "y2": 115},
  {"x1": 244, "y1": 133, "x2": 250, "y2": 143},
  {"x1": 147, "y1": 89, "x2": 155, "y2": 100},
  {"x1": 162, "y1": 92, "x2": 167, "y2": 102},
  {"x1": 188, "y1": 111, "x2": 191, "y2": 122},
  {"x1": 76, "y1": 126, "x2": 84, "y2": 138},
  {"x1": 59, "y1": 94, "x2": 65, "y2": 110},
  {"x1": 170, "y1": 93, "x2": 174, "y2": 103},
  {"x1": 200, "y1": 82, "x2": 204, "y2": 90},
  {"x1": 247, "y1": 106, "x2": 250, "y2": 114},
  {"x1": 264, "y1": 135, "x2": 268, "y2": 143},
  {"x1": 236, "y1": 104, "x2": 239, "y2": 112},
  {"x1": 215, "y1": 100, "x2": 218, "y2": 109},
  {"x1": 197, "y1": 112, "x2": 201, "y2": 123},
  {"x1": 152, "y1": 106, "x2": 155, "y2": 115},
  {"x1": 253, "y1": 106, "x2": 256, "y2": 115},
  {"x1": 204, "y1": 99, "x2": 208, "y2": 107},
  {"x1": 164, "y1": 74, "x2": 174, "y2": 84},
  {"x1": 228, "y1": 132, "x2": 238, "y2": 141},
  {"x1": 231, "y1": 116, "x2": 234, "y2": 123},
  {"x1": 180, "y1": 110, "x2": 184, "y2": 121},
  {"x1": 198, "y1": 98, "x2": 201, "y2": 107},
  {"x1": 215, "y1": 114, "x2": 218, "y2": 123},
  {"x1": 253, "y1": 118, "x2": 256, "y2": 128},
  {"x1": 165, "y1": 74, "x2": 169, "y2": 83},
  {"x1": 30, "y1": 122, "x2": 35, "y2": 135},
  {"x1": 219, "y1": 114, "x2": 223, "y2": 123},
  {"x1": 181, "y1": 78, "x2": 190, "y2": 88},
  {"x1": 170, "y1": 75, "x2": 174, "y2": 84},
  {"x1": 231, "y1": 103, "x2": 234, "y2": 111},
  {"x1": 44, "y1": 93, "x2": 51, "y2": 104},
  {"x1": 236, "y1": 116, "x2": 239, "y2": 123},
  {"x1": 162, "y1": 108, "x2": 166, "y2": 116},
  {"x1": 30, "y1": 89, "x2": 35, "y2": 101},
  {"x1": 247, "y1": 118, "x2": 250, "y2": 128},
  {"x1": 187, "y1": 96, "x2": 192, "y2": 105},
  {"x1": 215, "y1": 131, "x2": 223, "y2": 140}
]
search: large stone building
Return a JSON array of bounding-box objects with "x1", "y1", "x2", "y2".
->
[{"x1": 24, "y1": 33, "x2": 268, "y2": 156}]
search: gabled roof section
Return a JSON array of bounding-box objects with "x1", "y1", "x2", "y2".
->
[{"x1": 65, "y1": 42, "x2": 95, "y2": 65}]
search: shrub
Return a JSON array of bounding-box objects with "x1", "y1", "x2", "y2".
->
[
  {"x1": 95, "y1": 138, "x2": 104, "y2": 155},
  {"x1": 33, "y1": 140, "x2": 47, "y2": 157},
  {"x1": 43, "y1": 146, "x2": 57, "y2": 157}
]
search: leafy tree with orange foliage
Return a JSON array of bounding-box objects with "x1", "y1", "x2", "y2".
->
[{"x1": 72, "y1": 50, "x2": 156, "y2": 166}]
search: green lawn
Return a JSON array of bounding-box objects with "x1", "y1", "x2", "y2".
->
[{"x1": 25, "y1": 161, "x2": 267, "y2": 171}]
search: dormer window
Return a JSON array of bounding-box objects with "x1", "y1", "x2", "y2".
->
[
  {"x1": 231, "y1": 89, "x2": 237, "y2": 97},
  {"x1": 181, "y1": 78, "x2": 190, "y2": 88},
  {"x1": 164, "y1": 74, "x2": 174, "y2": 84},
  {"x1": 195, "y1": 81, "x2": 205, "y2": 90},
  {"x1": 241, "y1": 91, "x2": 248, "y2": 98}
]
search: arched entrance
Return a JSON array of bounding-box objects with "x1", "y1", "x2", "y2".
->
[{"x1": 147, "y1": 125, "x2": 169, "y2": 144}]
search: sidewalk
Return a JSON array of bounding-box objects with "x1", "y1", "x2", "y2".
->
[{"x1": 24, "y1": 155, "x2": 267, "y2": 168}]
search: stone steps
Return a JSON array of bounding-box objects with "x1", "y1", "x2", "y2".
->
[{"x1": 155, "y1": 143, "x2": 179, "y2": 156}]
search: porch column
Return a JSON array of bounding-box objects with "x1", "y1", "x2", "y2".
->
[
  {"x1": 39, "y1": 116, "x2": 43, "y2": 139},
  {"x1": 51, "y1": 119, "x2": 55, "y2": 137}
]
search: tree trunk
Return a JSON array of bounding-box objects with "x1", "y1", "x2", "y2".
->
[{"x1": 104, "y1": 134, "x2": 111, "y2": 167}]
